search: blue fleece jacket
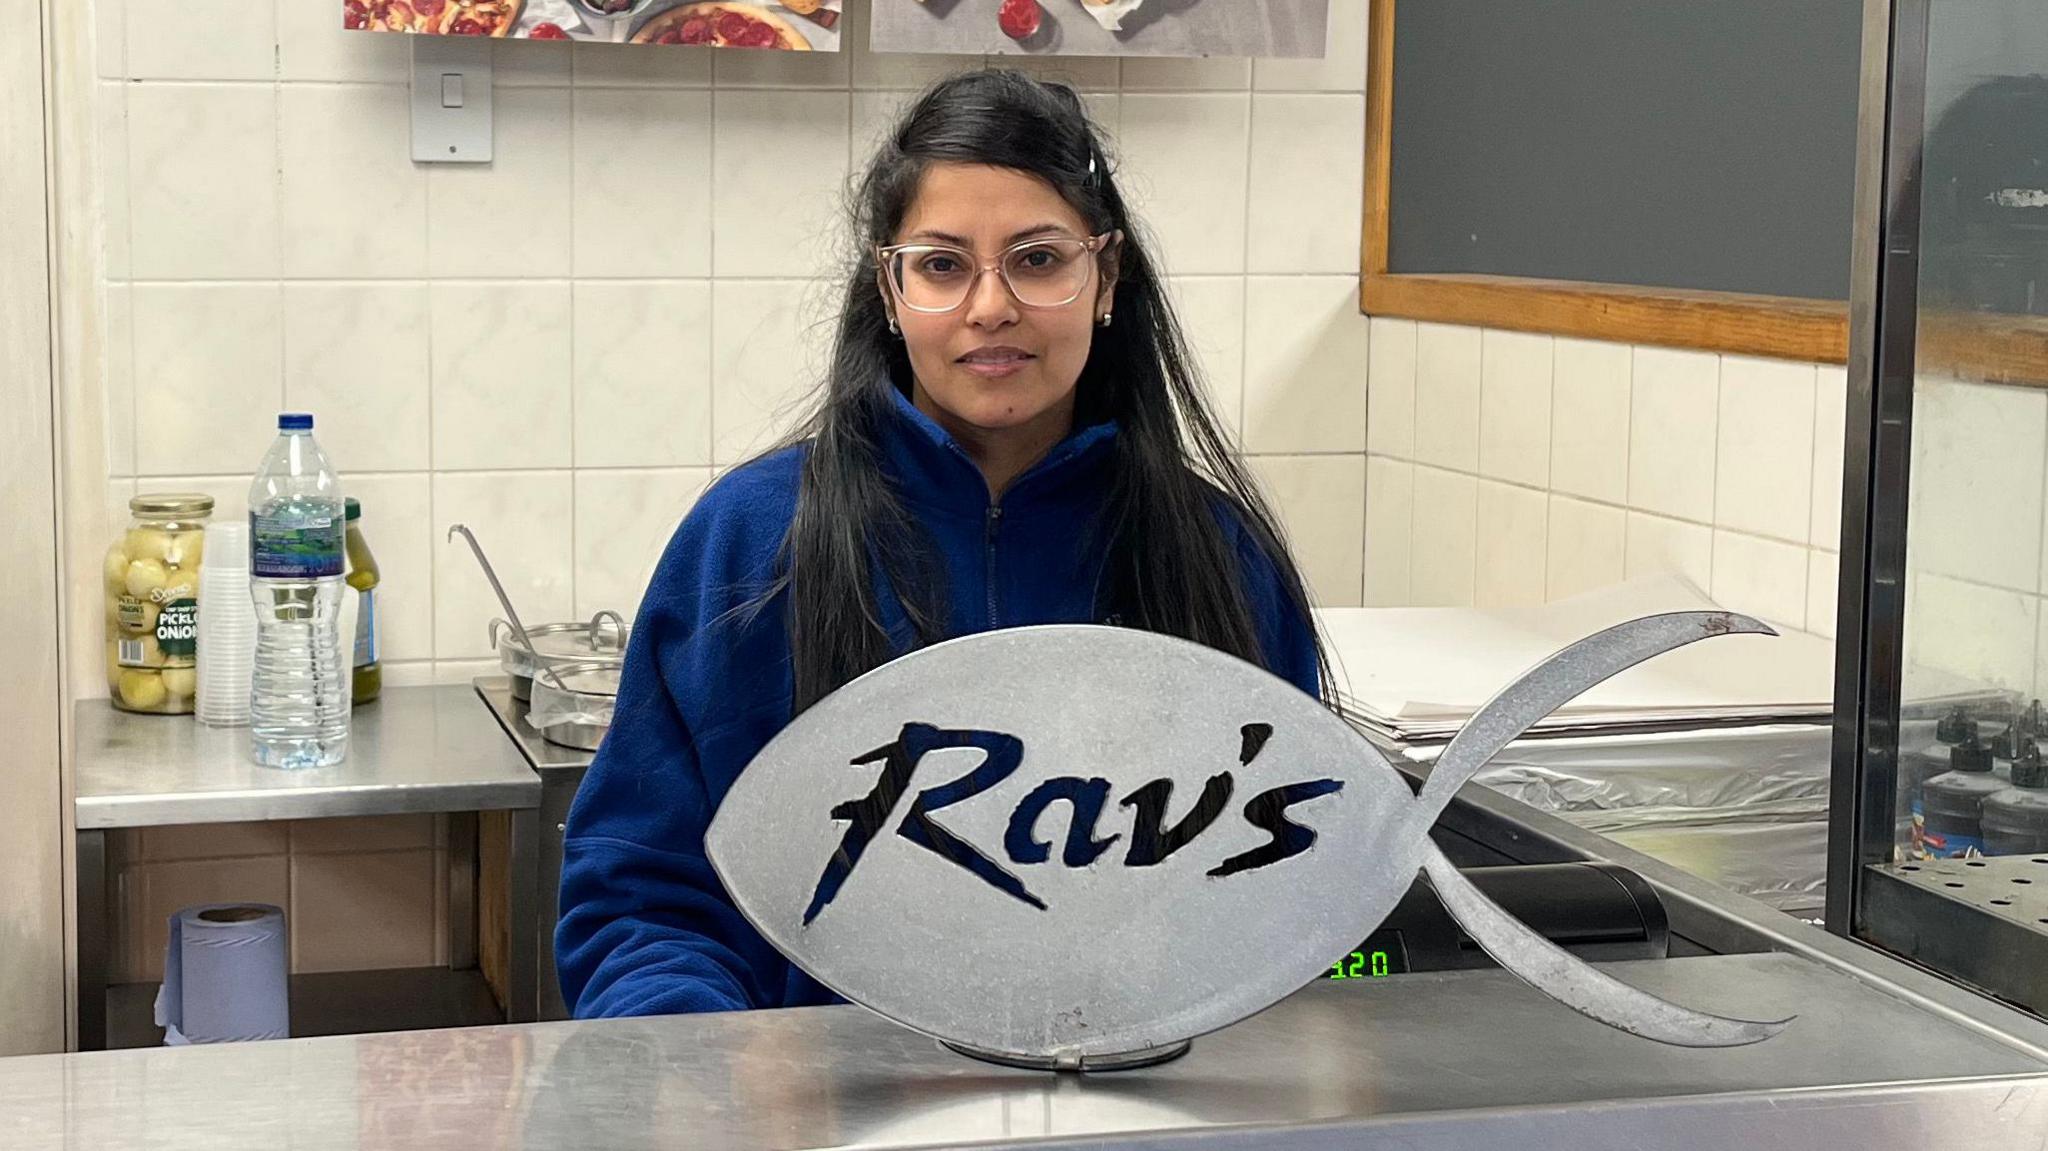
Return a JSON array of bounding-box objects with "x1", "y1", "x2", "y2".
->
[{"x1": 554, "y1": 386, "x2": 1321, "y2": 1019}]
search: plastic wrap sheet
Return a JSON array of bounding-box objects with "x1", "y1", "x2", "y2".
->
[{"x1": 1409, "y1": 725, "x2": 1834, "y2": 915}]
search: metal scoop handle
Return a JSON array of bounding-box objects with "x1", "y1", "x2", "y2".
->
[{"x1": 447, "y1": 523, "x2": 570, "y2": 693}]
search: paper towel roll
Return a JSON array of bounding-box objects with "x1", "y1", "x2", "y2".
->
[{"x1": 154, "y1": 904, "x2": 290, "y2": 1045}]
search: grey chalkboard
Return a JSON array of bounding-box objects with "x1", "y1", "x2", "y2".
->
[{"x1": 1387, "y1": 0, "x2": 1862, "y2": 301}]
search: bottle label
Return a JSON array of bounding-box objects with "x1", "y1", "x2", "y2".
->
[
  {"x1": 354, "y1": 588, "x2": 378, "y2": 669},
  {"x1": 1923, "y1": 831, "x2": 1985, "y2": 859},
  {"x1": 156, "y1": 597, "x2": 198, "y2": 662},
  {"x1": 250, "y1": 509, "x2": 344, "y2": 579}
]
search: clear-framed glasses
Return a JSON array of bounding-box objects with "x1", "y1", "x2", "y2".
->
[{"x1": 877, "y1": 231, "x2": 1122, "y2": 314}]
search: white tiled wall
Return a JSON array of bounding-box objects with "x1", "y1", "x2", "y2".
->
[
  {"x1": 1364, "y1": 319, "x2": 1850, "y2": 640},
  {"x1": 81, "y1": 0, "x2": 1373, "y2": 978}
]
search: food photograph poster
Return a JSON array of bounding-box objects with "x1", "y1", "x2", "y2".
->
[
  {"x1": 344, "y1": 0, "x2": 845, "y2": 51},
  {"x1": 343, "y1": 1, "x2": 1334, "y2": 58},
  {"x1": 872, "y1": 0, "x2": 1332, "y2": 58}
]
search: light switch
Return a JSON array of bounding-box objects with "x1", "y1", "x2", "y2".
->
[{"x1": 410, "y1": 37, "x2": 492, "y2": 164}]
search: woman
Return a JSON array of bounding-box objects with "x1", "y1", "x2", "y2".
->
[{"x1": 556, "y1": 70, "x2": 1330, "y2": 1019}]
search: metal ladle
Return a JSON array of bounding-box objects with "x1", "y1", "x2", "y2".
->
[{"x1": 447, "y1": 523, "x2": 571, "y2": 693}]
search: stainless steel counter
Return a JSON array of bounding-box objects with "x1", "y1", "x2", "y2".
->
[
  {"x1": 7, "y1": 952, "x2": 2045, "y2": 1149},
  {"x1": 75, "y1": 684, "x2": 540, "y2": 828}
]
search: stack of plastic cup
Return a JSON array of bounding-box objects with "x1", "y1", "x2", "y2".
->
[{"x1": 195, "y1": 521, "x2": 257, "y2": 728}]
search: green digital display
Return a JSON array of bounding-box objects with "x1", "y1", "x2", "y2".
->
[
  {"x1": 1326, "y1": 930, "x2": 1409, "y2": 980},
  {"x1": 1327, "y1": 950, "x2": 1394, "y2": 980}
]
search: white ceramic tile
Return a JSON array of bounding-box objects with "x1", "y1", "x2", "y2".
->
[
  {"x1": 852, "y1": 89, "x2": 917, "y2": 162},
  {"x1": 96, "y1": 0, "x2": 125, "y2": 78},
  {"x1": 280, "y1": 84, "x2": 426, "y2": 278},
  {"x1": 714, "y1": 35, "x2": 851, "y2": 88},
  {"x1": 283, "y1": 284, "x2": 430, "y2": 474},
  {"x1": 1807, "y1": 550, "x2": 1839, "y2": 640},
  {"x1": 126, "y1": 0, "x2": 275, "y2": 80},
  {"x1": 713, "y1": 90, "x2": 851, "y2": 279},
  {"x1": 1413, "y1": 322, "x2": 1481, "y2": 472},
  {"x1": 340, "y1": 472, "x2": 433, "y2": 664},
  {"x1": 493, "y1": 37, "x2": 573, "y2": 86},
  {"x1": 133, "y1": 285, "x2": 282, "y2": 476},
  {"x1": 1123, "y1": 56, "x2": 1252, "y2": 91},
  {"x1": 1904, "y1": 573, "x2": 2037, "y2": 694},
  {"x1": 427, "y1": 88, "x2": 572, "y2": 277},
  {"x1": 1168, "y1": 278, "x2": 1246, "y2": 443},
  {"x1": 572, "y1": 88, "x2": 713, "y2": 277},
  {"x1": 431, "y1": 283, "x2": 573, "y2": 471},
  {"x1": 290, "y1": 849, "x2": 436, "y2": 974},
  {"x1": 279, "y1": 0, "x2": 412, "y2": 81},
  {"x1": 127, "y1": 85, "x2": 280, "y2": 280},
  {"x1": 1117, "y1": 94, "x2": 1250, "y2": 277},
  {"x1": 1904, "y1": 378, "x2": 2045, "y2": 593},
  {"x1": 1363, "y1": 456, "x2": 1412, "y2": 607},
  {"x1": 104, "y1": 283, "x2": 135, "y2": 477},
  {"x1": 1627, "y1": 346, "x2": 1719, "y2": 523},
  {"x1": 1624, "y1": 512, "x2": 1712, "y2": 591},
  {"x1": 1475, "y1": 481, "x2": 1547, "y2": 608},
  {"x1": 573, "y1": 281, "x2": 714, "y2": 469},
  {"x1": 432, "y1": 472, "x2": 573, "y2": 659},
  {"x1": 1546, "y1": 496, "x2": 1627, "y2": 602},
  {"x1": 1410, "y1": 466, "x2": 1477, "y2": 607},
  {"x1": 1711, "y1": 531, "x2": 1810, "y2": 630},
  {"x1": 1478, "y1": 330, "x2": 1553, "y2": 487},
  {"x1": 381, "y1": 662, "x2": 437, "y2": 688},
  {"x1": 1366, "y1": 317, "x2": 1416, "y2": 459},
  {"x1": 574, "y1": 469, "x2": 714, "y2": 619},
  {"x1": 571, "y1": 41, "x2": 712, "y2": 87},
  {"x1": 1082, "y1": 92, "x2": 1121, "y2": 141},
  {"x1": 711, "y1": 280, "x2": 828, "y2": 465},
  {"x1": 97, "y1": 82, "x2": 130, "y2": 280},
  {"x1": 990, "y1": 55, "x2": 1120, "y2": 92},
  {"x1": 1241, "y1": 277, "x2": 1368, "y2": 454},
  {"x1": 1811, "y1": 365, "x2": 1847, "y2": 549},
  {"x1": 1549, "y1": 337, "x2": 1630, "y2": 504},
  {"x1": 1714, "y1": 356, "x2": 1817, "y2": 543},
  {"x1": 1253, "y1": 0, "x2": 1367, "y2": 92},
  {"x1": 433, "y1": 659, "x2": 502, "y2": 684},
  {"x1": 132, "y1": 857, "x2": 289, "y2": 982},
  {"x1": 1246, "y1": 93, "x2": 1364, "y2": 274},
  {"x1": 1246, "y1": 455, "x2": 1365, "y2": 608}
]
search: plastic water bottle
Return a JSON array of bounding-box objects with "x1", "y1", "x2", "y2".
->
[{"x1": 248, "y1": 414, "x2": 349, "y2": 769}]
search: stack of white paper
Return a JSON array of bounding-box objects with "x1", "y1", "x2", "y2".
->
[{"x1": 1316, "y1": 576, "x2": 1837, "y2": 744}]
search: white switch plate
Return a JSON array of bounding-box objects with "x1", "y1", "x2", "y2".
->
[{"x1": 411, "y1": 37, "x2": 492, "y2": 163}]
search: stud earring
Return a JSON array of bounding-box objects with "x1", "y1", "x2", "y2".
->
[
  {"x1": 888, "y1": 316, "x2": 900, "y2": 336},
  {"x1": 1099, "y1": 313, "x2": 1113, "y2": 328}
]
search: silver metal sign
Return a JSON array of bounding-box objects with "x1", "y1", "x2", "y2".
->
[{"x1": 707, "y1": 615, "x2": 1791, "y2": 1070}]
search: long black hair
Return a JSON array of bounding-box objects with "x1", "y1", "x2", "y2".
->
[{"x1": 765, "y1": 69, "x2": 1332, "y2": 715}]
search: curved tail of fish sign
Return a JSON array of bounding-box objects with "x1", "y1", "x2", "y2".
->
[{"x1": 1414, "y1": 611, "x2": 1794, "y2": 1048}]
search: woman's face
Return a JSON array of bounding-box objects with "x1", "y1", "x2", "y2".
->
[{"x1": 883, "y1": 163, "x2": 1117, "y2": 444}]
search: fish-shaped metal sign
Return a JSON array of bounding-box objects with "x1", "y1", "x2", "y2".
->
[{"x1": 706, "y1": 614, "x2": 1792, "y2": 1070}]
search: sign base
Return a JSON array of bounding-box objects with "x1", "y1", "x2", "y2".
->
[{"x1": 942, "y1": 1039, "x2": 1193, "y2": 1073}]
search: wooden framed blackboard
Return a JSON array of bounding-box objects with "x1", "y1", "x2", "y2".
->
[{"x1": 1360, "y1": 0, "x2": 1861, "y2": 363}]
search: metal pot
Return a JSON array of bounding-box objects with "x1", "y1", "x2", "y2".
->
[
  {"x1": 494, "y1": 611, "x2": 629, "y2": 702},
  {"x1": 528, "y1": 664, "x2": 622, "y2": 752}
]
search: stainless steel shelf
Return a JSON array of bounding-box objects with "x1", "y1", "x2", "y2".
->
[
  {"x1": 105, "y1": 967, "x2": 505, "y2": 1049},
  {"x1": 74, "y1": 685, "x2": 540, "y2": 829},
  {"x1": 1864, "y1": 854, "x2": 2048, "y2": 1014}
]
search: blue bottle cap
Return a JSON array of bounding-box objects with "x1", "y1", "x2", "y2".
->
[{"x1": 279, "y1": 413, "x2": 314, "y2": 431}]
